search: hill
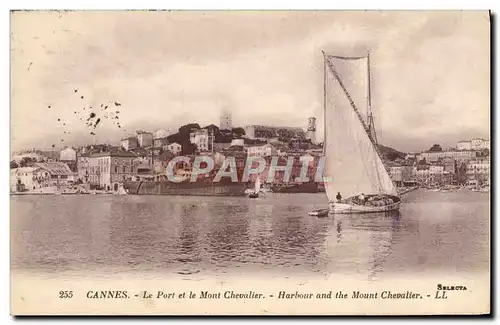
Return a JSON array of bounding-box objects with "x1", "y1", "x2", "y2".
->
[{"x1": 376, "y1": 144, "x2": 407, "y2": 161}]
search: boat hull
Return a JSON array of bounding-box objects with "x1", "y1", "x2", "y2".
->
[
  {"x1": 329, "y1": 195, "x2": 401, "y2": 214},
  {"x1": 329, "y1": 201, "x2": 401, "y2": 214},
  {"x1": 271, "y1": 182, "x2": 319, "y2": 193},
  {"x1": 308, "y1": 208, "x2": 330, "y2": 217},
  {"x1": 122, "y1": 180, "x2": 247, "y2": 196}
]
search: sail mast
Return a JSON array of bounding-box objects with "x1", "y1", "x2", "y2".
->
[
  {"x1": 367, "y1": 51, "x2": 378, "y2": 145},
  {"x1": 322, "y1": 50, "x2": 327, "y2": 156}
]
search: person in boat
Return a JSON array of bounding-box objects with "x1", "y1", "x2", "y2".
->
[
  {"x1": 357, "y1": 193, "x2": 366, "y2": 205},
  {"x1": 336, "y1": 192, "x2": 342, "y2": 202}
]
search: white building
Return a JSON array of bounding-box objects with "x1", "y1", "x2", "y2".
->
[
  {"x1": 247, "y1": 144, "x2": 277, "y2": 158},
  {"x1": 220, "y1": 110, "x2": 232, "y2": 131},
  {"x1": 60, "y1": 147, "x2": 77, "y2": 161},
  {"x1": 418, "y1": 150, "x2": 476, "y2": 163},
  {"x1": 35, "y1": 162, "x2": 77, "y2": 184},
  {"x1": 153, "y1": 128, "x2": 171, "y2": 140},
  {"x1": 190, "y1": 130, "x2": 210, "y2": 152},
  {"x1": 466, "y1": 159, "x2": 490, "y2": 175},
  {"x1": 78, "y1": 151, "x2": 138, "y2": 190},
  {"x1": 136, "y1": 130, "x2": 153, "y2": 147},
  {"x1": 166, "y1": 142, "x2": 182, "y2": 156},
  {"x1": 471, "y1": 138, "x2": 490, "y2": 150},
  {"x1": 457, "y1": 141, "x2": 472, "y2": 151},
  {"x1": 306, "y1": 117, "x2": 317, "y2": 144},
  {"x1": 121, "y1": 137, "x2": 139, "y2": 151},
  {"x1": 389, "y1": 165, "x2": 402, "y2": 182},
  {"x1": 457, "y1": 138, "x2": 489, "y2": 151},
  {"x1": 429, "y1": 165, "x2": 444, "y2": 174},
  {"x1": 10, "y1": 167, "x2": 51, "y2": 192},
  {"x1": 231, "y1": 138, "x2": 244, "y2": 147}
]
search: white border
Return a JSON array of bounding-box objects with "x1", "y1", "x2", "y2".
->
[{"x1": 2, "y1": 1, "x2": 498, "y2": 324}]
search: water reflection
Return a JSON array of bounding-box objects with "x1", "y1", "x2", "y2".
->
[{"x1": 10, "y1": 190, "x2": 490, "y2": 279}]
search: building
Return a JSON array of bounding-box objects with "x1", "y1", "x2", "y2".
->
[
  {"x1": 153, "y1": 137, "x2": 169, "y2": 148},
  {"x1": 79, "y1": 151, "x2": 138, "y2": 190},
  {"x1": 471, "y1": 138, "x2": 490, "y2": 150},
  {"x1": 457, "y1": 141, "x2": 472, "y2": 151},
  {"x1": 467, "y1": 159, "x2": 490, "y2": 175},
  {"x1": 466, "y1": 158, "x2": 490, "y2": 186},
  {"x1": 457, "y1": 138, "x2": 490, "y2": 151},
  {"x1": 442, "y1": 158, "x2": 456, "y2": 174},
  {"x1": 59, "y1": 147, "x2": 77, "y2": 161},
  {"x1": 121, "y1": 137, "x2": 139, "y2": 151},
  {"x1": 10, "y1": 167, "x2": 51, "y2": 192},
  {"x1": 418, "y1": 150, "x2": 476, "y2": 163},
  {"x1": 166, "y1": 142, "x2": 182, "y2": 156},
  {"x1": 231, "y1": 138, "x2": 244, "y2": 147},
  {"x1": 220, "y1": 109, "x2": 232, "y2": 131},
  {"x1": 190, "y1": 129, "x2": 210, "y2": 152},
  {"x1": 247, "y1": 144, "x2": 277, "y2": 158},
  {"x1": 136, "y1": 130, "x2": 153, "y2": 147},
  {"x1": 306, "y1": 117, "x2": 317, "y2": 144},
  {"x1": 213, "y1": 142, "x2": 232, "y2": 152},
  {"x1": 35, "y1": 162, "x2": 76, "y2": 185},
  {"x1": 59, "y1": 147, "x2": 78, "y2": 172},
  {"x1": 388, "y1": 162, "x2": 403, "y2": 186},
  {"x1": 244, "y1": 125, "x2": 305, "y2": 140},
  {"x1": 153, "y1": 128, "x2": 171, "y2": 140}
]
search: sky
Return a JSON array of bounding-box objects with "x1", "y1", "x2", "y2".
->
[{"x1": 10, "y1": 10, "x2": 490, "y2": 153}]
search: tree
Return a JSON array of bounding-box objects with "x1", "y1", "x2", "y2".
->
[
  {"x1": 231, "y1": 127, "x2": 246, "y2": 138},
  {"x1": 10, "y1": 160, "x2": 18, "y2": 169},
  {"x1": 19, "y1": 157, "x2": 34, "y2": 167},
  {"x1": 456, "y1": 162, "x2": 467, "y2": 185},
  {"x1": 181, "y1": 143, "x2": 197, "y2": 155},
  {"x1": 428, "y1": 144, "x2": 443, "y2": 152},
  {"x1": 178, "y1": 123, "x2": 201, "y2": 135}
]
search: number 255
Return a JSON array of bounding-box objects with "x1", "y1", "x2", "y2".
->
[{"x1": 59, "y1": 291, "x2": 73, "y2": 298}]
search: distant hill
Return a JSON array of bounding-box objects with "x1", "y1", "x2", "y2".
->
[{"x1": 376, "y1": 144, "x2": 407, "y2": 161}]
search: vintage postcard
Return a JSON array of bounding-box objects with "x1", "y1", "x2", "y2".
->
[{"x1": 10, "y1": 10, "x2": 490, "y2": 315}]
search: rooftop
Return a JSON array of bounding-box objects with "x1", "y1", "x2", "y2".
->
[
  {"x1": 89, "y1": 151, "x2": 137, "y2": 158},
  {"x1": 35, "y1": 162, "x2": 74, "y2": 175}
]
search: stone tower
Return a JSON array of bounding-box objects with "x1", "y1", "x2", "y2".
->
[
  {"x1": 306, "y1": 117, "x2": 316, "y2": 144},
  {"x1": 220, "y1": 109, "x2": 232, "y2": 131}
]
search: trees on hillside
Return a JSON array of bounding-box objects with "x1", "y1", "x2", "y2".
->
[{"x1": 428, "y1": 144, "x2": 443, "y2": 152}]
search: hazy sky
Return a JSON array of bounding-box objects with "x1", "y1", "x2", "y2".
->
[{"x1": 11, "y1": 11, "x2": 490, "y2": 152}]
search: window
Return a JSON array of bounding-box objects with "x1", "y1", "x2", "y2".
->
[
  {"x1": 114, "y1": 166, "x2": 118, "y2": 173},
  {"x1": 122, "y1": 166, "x2": 126, "y2": 173}
]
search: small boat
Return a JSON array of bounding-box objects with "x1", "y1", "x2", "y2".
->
[
  {"x1": 115, "y1": 183, "x2": 128, "y2": 195},
  {"x1": 313, "y1": 51, "x2": 401, "y2": 215},
  {"x1": 308, "y1": 208, "x2": 330, "y2": 217},
  {"x1": 248, "y1": 177, "x2": 261, "y2": 199}
]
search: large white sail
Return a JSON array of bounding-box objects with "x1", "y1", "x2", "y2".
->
[
  {"x1": 323, "y1": 54, "x2": 398, "y2": 201},
  {"x1": 327, "y1": 55, "x2": 370, "y2": 125}
]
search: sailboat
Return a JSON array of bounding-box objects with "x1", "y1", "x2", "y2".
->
[
  {"x1": 320, "y1": 51, "x2": 401, "y2": 214},
  {"x1": 248, "y1": 177, "x2": 261, "y2": 198}
]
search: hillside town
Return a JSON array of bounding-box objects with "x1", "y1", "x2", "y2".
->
[{"x1": 10, "y1": 111, "x2": 490, "y2": 194}]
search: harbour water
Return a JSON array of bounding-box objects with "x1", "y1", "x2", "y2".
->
[{"x1": 11, "y1": 189, "x2": 489, "y2": 281}]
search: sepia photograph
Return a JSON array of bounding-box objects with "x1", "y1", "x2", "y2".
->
[{"x1": 9, "y1": 10, "x2": 490, "y2": 315}]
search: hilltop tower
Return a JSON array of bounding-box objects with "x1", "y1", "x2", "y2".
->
[
  {"x1": 306, "y1": 117, "x2": 317, "y2": 144},
  {"x1": 220, "y1": 109, "x2": 232, "y2": 131}
]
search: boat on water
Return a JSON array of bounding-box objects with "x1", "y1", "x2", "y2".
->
[
  {"x1": 308, "y1": 208, "x2": 330, "y2": 217},
  {"x1": 271, "y1": 182, "x2": 319, "y2": 193},
  {"x1": 315, "y1": 51, "x2": 401, "y2": 215},
  {"x1": 122, "y1": 178, "x2": 247, "y2": 196},
  {"x1": 248, "y1": 177, "x2": 262, "y2": 199}
]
